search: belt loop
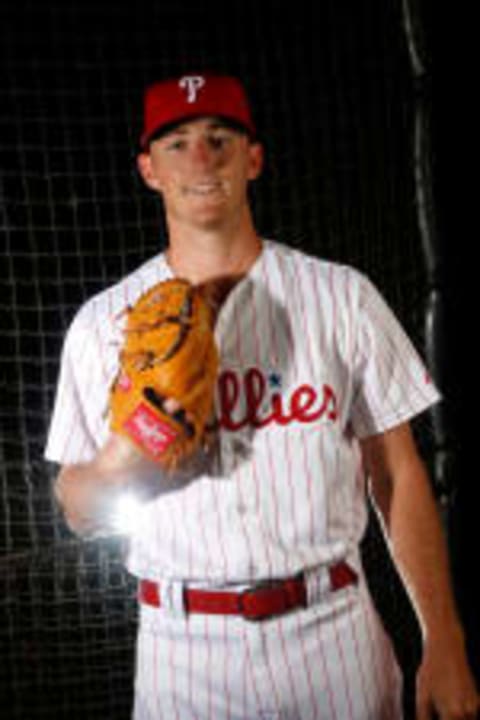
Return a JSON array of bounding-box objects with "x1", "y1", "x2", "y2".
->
[
  {"x1": 304, "y1": 565, "x2": 331, "y2": 607},
  {"x1": 161, "y1": 578, "x2": 187, "y2": 619}
]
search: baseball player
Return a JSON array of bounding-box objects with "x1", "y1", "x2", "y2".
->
[{"x1": 46, "y1": 73, "x2": 479, "y2": 719}]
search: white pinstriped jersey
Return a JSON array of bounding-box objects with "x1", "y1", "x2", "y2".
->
[{"x1": 45, "y1": 239, "x2": 440, "y2": 585}]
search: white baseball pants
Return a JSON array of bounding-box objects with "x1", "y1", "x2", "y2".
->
[{"x1": 132, "y1": 570, "x2": 403, "y2": 720}]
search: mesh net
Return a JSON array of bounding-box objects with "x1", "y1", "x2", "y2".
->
[{"x1": 1, "y1": 0, "x2": 434, "y2": 717}]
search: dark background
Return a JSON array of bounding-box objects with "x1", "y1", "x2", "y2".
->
[
  {"x1": 1, "y1": 0, "x2": 478, "y2": 717},
  {"x1": 430, "y1": 0, "x2": 479, "y2": 679}
]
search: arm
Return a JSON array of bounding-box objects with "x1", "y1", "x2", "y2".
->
[
  {"x1": 54, "y1": 434, "x2": 161, "y2": 537},
  {"x1": 360, "y1": 422, "x2": 479, "y2": 720}
]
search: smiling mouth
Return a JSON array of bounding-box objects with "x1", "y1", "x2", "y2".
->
[{"x1": 185, "y1": 181, "x2": 224, "y2": 196}]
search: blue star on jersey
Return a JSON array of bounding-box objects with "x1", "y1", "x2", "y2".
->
[{"x1": 268, "y1": 372, "x2": 282, "y2": 389}]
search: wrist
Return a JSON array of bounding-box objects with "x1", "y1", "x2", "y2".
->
[
  {"x1": 94, "y1": 434, "x2": 142, "y2": 479},
  {"x1": 424, "y1": 617, "x2": 466, "y2": 652}
]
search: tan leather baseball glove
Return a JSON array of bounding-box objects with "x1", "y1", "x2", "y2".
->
[{"x1": 109, "y1": 278, "x2": 219, "y2": 472}]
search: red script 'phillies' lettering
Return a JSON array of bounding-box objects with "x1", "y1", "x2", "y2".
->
[{"x1": 218, "y1": 367, "x2": 338, "y2": 431}]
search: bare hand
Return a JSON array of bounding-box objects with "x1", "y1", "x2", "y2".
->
[
  {"x1": 416, "y1": 629, "x2": 480, "y2": 719},
  {"x1": 54, "y1": 434, "x2": 164, "y2": 536},
  {"x1": 54, "y1": 426, "x2": 212, "y2": 536}
]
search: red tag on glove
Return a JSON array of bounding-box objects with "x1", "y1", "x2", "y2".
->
[{"x1": 124, "y1": 403, "x2": 178, "y2": 457}]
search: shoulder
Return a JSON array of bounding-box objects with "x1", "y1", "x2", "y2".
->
[
  {"x1": 264, "y1": 238, "x2": 372, "y2": 300},
  {"x1": 68, "y1": 251, "x2": 170, "y2": 338}
]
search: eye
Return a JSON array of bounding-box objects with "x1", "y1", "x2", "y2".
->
[
  {"x1": 208, "y1": 133, "x2": 231, "y2": 150},
  {"x1": 166, "y1": 139, "x2": 187, "y2": 152}
]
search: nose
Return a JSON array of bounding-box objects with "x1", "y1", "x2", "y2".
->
[{"x1": 188, "y1": 138, "x2": 219, "y2": 171}]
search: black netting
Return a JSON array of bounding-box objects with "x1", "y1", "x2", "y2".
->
[{"x1": 1, "y1": 1, "x2": 440, "y2": 717}]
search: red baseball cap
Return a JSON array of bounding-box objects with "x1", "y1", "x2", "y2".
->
[{"x1": 140, "y1": 73, "x2": 256, "y2": 150}]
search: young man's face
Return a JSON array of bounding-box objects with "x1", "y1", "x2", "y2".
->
[{"x1": 137, "y1": 117, "x2": 263, "y2": 231}]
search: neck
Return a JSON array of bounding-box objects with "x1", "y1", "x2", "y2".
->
[{"x1": 165, "y1": 209, "x2": 262, "y2": 284}]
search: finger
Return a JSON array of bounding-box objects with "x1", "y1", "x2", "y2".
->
[
  {"x1": 416, "y1": 695, "x2": 433, "y2": 720},
  {"x1": 163, "y1": 397, "x2": 181, "y2": 413}
]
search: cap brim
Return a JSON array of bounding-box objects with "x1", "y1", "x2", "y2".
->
[{"x1": 140, "y1": 114, "x2": 256, "y2": 150}]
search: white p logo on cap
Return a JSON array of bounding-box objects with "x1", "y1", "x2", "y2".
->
[{"x1": 179, "y1": 75, "x2": 206, "y2": 103}]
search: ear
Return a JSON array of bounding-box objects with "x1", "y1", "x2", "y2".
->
[
  {"x1": 247, "y1": 142, "x2": 264, "y2": 181},
  {"x1": 137, "y1": 152, "x2": 163, "y2": 193}
]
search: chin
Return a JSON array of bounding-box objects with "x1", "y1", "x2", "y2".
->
[{"x1": 187, "y1": 204, "x2": 232, "y2": 228}]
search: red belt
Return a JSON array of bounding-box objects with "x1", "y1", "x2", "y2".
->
[{"x1": 138, "y1": 561, "x2": 358, "y2": 621}]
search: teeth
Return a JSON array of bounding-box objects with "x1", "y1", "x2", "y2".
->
[{"x1": 188, "y1": 182, "x2": 222, "y2": 195}]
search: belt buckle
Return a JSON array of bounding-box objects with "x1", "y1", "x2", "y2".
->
[
  {"x1": 239, "y1": 576, "x2": 304, "y2": 622},
  {"x1": 239, "y1": 582, "x2": 278, "y2": 622}
]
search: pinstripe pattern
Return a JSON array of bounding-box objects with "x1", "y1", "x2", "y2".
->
[
  {"x1": 133, "y1": 576, "x2": 403, "y2": 720},
  {"x1": 45, "y1": 239, "x2": 440, "y2": 719}
]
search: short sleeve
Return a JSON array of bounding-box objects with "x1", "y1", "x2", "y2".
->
[
  {"x1": 44, "y1": 311, "x2": 107, "y2": 465},
  {"x1": 349, "y1": 273, "x2": 441, "y2": 438},
  {"x1": 43, "y1": 251, "x2": 172, "y2": 467}
]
